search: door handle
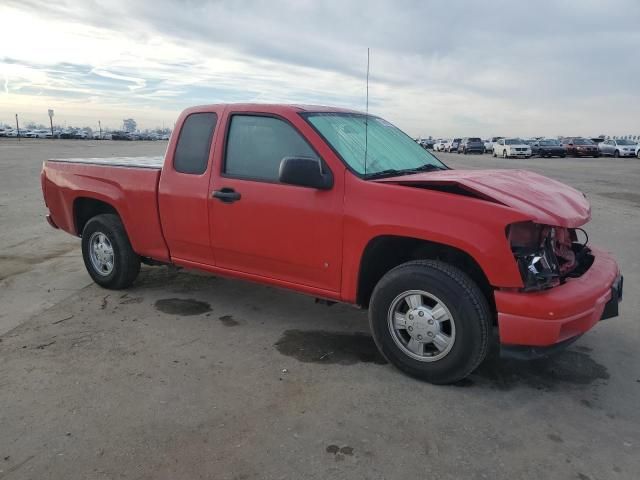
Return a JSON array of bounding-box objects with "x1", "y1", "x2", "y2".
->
[{"x1": 212, "y1": 188, "x2": 241, "y2": 203}]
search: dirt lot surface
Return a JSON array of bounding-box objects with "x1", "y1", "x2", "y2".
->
[{"x1": 1, "y1": 138, "x2": 638, "y2": 479}]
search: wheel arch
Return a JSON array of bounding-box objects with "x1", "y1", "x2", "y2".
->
[
  {"x1": 355, "y1": 235, "x2": 496, "y2": 318},
  {"x1": 73, "y1": 197, "x2": 121, "y2": 236}
]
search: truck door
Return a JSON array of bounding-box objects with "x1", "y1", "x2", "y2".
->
[
  {"x1": 209, "y1": 112, "x2": 344, "y2": 293},
  {"x1": 158, "y1": 110, "x2": 219, "y2": 265}
]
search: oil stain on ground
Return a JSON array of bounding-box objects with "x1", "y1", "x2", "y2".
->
[
  {"x1": 219, "y1": 315, "x2": 239, "y2": 326},
  {"x1": 275, "y1": 330, "x2": 387, "y2": 365},
  {"x1": 154, "y1": 298, "x2": 212, "y2": 316},
  {"x1": 462, "y1": 350, "x2": 609, "y2": 390}
]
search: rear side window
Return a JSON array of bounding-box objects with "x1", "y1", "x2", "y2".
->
[
  {"x1": 174, "y1": 113, "x2": 217, "y2": 174},
  {"x1": 224, "y1": 115, "x2": 318, "y2": 182}
]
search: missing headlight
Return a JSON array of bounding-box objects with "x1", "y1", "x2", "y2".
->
[
  {"x1": 507, "y1": 222, "x2": 593, "y2": 291},
  {"x1": 508, "y1": 222, "x2": 560, "y2": 291}
]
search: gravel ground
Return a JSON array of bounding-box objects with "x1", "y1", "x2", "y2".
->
[{"x1": 0, "y1": 138, "x2": 638, "y2": 480}]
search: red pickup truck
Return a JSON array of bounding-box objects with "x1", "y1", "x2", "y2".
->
[{"x1": 41, "y1": 104, "x2": 622, "y2": 384}]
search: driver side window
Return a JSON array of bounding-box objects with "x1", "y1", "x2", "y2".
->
[{"x1": 224, "y1": 115, "x2": 318, "y2": 182}]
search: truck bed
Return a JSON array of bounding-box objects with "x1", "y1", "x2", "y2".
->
[
  {"x1": 49, "y1": 156, "x2": 164, "y2": 169},
  {"x1": 42, "y1": 157, "x2": 170, "y2": 262}
]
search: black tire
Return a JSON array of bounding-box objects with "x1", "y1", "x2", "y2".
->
[
  {"x1": 368, "y1": 260, "x2": 491, "y2": 384},
  {"x1": 492, "y1": 151, "x2": 497, "y2": 158},
  {"x1": 81, "y1": 213, "x2": 140, "y2": 289},
  {"x1": 614, "y1": 150, "x2": 619, "y2": 158},
  {"x1": 502, "y1": 150, "x2": 508, "y2": 159}
]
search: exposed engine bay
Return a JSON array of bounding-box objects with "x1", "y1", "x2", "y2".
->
[{"x1": 507, "y1": 222, "x2": 593, "y2": 291}]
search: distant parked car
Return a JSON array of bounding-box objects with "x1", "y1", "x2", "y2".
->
[
  {"x1": 598, "y1": 138, "x2": 637, "y2": 158},
  {"x1": 5, "y1": 129, "x2": 18, "y2": 137},
  {"x1": 492, "y1": 138, "x2": 531, "y2": 158},
  {"x1": 160, "y1": 134, "x2": 170, "y2": 141},
  {"x1": 445, "y1": 138, "x2": 461, "y2": 152},
  {"x1": 457, "y1": 137, "x2": 484, "y2": 154},
  {"x1": 434, "y1": 139, "x2": 447, "y2": 151},
  {"x1": 418, "y1": 138, "x2": 434, "y2": 149},
  {"x1": 561, "y1": 137, "x2": 600, "y2": 157},
  {"x1": 484, "y1": 136, "x2": 504, "y2": 153},
  {"x1": 531, "y1": 139, "x2": 566, "y2": 158},
  {"x1": 32, "y1": 129, "x2": 49, "y2": 138},
  {"x1": 636, "y1": 144, "x2": 640, "y2": 159},
  {"x1": 0, "y1": 128, "x2": 9, "y2": 137},
  {"x1": 111, "y1": 131, "x2": 130, "y2": 140}
]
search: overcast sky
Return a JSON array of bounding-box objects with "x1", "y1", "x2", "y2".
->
[{"x1": 1, "y1": 0, "x2": 639, "y2": 136}]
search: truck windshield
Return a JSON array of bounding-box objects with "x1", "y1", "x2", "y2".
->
[{"x1": 304, "y1": 113, "x2": 446, "y2": 177}]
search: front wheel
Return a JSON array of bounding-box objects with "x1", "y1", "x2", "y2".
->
[
  {"x1": 614, "y1": 150, "x2": 619, "y2": 158},
  {"x1": 369, "y1": 260, "x2": 491, "y2": 384},
  {"x1": 81, "y1": 213, "x2": 140, "y2": 289},
  {"x1": 502, "y1": 150, "x2": 508, "y2": 159}
]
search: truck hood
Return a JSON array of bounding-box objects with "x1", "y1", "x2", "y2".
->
[{"x1": 374, "y1": 169, "x2": 591, "y2": 227}]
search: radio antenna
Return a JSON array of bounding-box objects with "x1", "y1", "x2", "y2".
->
[{"x1": 364, "y1": 47, "x2": 370, "y2": 175}]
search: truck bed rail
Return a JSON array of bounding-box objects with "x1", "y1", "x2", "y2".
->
[{"x1": 48, "y1": 156, "x2": 163, "y2": 169}]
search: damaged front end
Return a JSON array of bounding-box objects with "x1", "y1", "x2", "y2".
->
[{"x1": 507, "y1": 221, "x2": 593, "y2": 292}]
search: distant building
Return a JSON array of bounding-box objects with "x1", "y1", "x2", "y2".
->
[{"x1": 123, "y1": 119, "x2": 137, "y2": 132}]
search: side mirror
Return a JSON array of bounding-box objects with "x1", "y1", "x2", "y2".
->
[{"x1": 279, "y1": 156, "x2": 333, "y2": 190}]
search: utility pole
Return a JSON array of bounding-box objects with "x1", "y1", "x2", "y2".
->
[
  {"x1": 48, "y1": 109, "x2": 55, "y2": 139},
  {"x1": 98, "y1": 120, "x2": 102, "y2": 140},
  {"x1": 15, "y1": 113, "x2": 20, "y2": 141}
]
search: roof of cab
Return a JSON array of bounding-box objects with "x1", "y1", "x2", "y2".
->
[{"x1": 183, "y1": 103, "x2": 363, "y2": 115}]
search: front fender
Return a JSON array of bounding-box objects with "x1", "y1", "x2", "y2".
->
[{"x1": 340, "y1": 175, "x2": 526, "y2": 303}]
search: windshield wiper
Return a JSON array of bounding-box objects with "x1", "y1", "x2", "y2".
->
[
  {"x1": 363, "y1": 164, "x2": 446, "y2": 180},
  {"x1": 363, "y1": 169, "x2": 402, "y2": 180},
  {"x1": 408, "y1": 163, "x2": 447, "y2": 172}
]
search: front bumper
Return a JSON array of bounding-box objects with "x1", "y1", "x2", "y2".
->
[
  {"x1": 495, "y1": 247, "x2": 621, "y2": 348},
  {"x1": 574, "y1": 150, "x2": 599, "y2": 156},
  {"x1": 539, "y1": 149, "x2": 566, "y2": 156}
]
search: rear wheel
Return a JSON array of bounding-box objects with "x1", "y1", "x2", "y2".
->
[
  {"x1": 369, "y1": 260, "x2": 491, "y2": 384},
  {"x1": 502, "y1": 150, "x2": 508, "y2": 159},
  {"x1": 614, "y1": 150, "x2": 619, "y2": 158},
  {"x1": 81, "y1": 214, "x2": 140, "y2": 289}
]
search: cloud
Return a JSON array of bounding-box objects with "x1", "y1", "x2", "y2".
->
[{"x1": 1, "y1": 0, "x2": 639, "y2": 136}]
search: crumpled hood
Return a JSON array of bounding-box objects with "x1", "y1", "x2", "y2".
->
[{"x1": 374, "y1": 169, "x2": 591, "y2": 227}]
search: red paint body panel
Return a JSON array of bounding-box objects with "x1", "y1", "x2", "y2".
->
[
  {"x1": 207, "y1": 105, "x2": 346, "y2": 293},
  {"x1": 40, "y1": 103, "x2": 620, "y2": 350},
  {"x1": 158, "y1": 105, "x2": 226, "y2": 265},
  {"x1": 376, "y1": 169, "x2": 591, "y2": 228},
  {"x1": 496, "y1": 247, "x2": 619, "y2": 346},
  {"x1": 42, "y1": 162, "x2": 170, "y2": 262}
]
